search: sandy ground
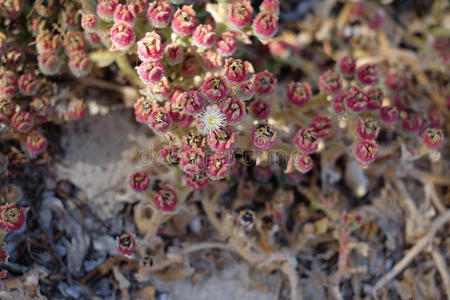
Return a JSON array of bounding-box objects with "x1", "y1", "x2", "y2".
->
[{"x1": 55, "y1": 108, "x2": 278, "y2": 300}]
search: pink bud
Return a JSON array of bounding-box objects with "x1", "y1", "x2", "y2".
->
[
  {"x1": 17, "y1": 73, "x2": 39, "y2": 96},
  {"x1": 237, "y1": 79, "x2": 255, "y2": 101},
  {"x1": 63, "y1": 31, "x2": 86, "y2": 55},
  {"x1": 165, "y1": 92, "x2": 188, "y2": 123},
  {"x1": 319, "y1": 70, "x2": 342, "y2": 94},
  {"x1": 356, "y1": 118, "x2": 380, "y2": 140},
  {"x1": 0, "y1": 204, "x2": 25, "y2": 233},
  {"x1": 217, "y1": 32, "x2": 236, "y2": 57},
  {"x1": 4, "y1": 45, "x2": 24, "y2": 67},
  {"x1": 206, "y1": 153, "x2": 232, "y2": 180},
  {"x1": 252, "y1": 12, "x2": 278, "y2": 40},
  {"x1": 337, "y1": 55, "x2": 356, "y2": 77},
  {"x1": 110, "y1": 22, "x2": 135, "y2": 51},
  {"x1": 224, "y1": 58, "x2": 252, "y2": 84},
  {"x1": 148, "y1": 107, "x2": 172, "y2": 135},
  {"x1": 26, "y1": 130, "x2": 48, "y2": 156},
  {"x1": 154, "y1": 185, "x2": 178, "y2": 211},
  {"x1": 344, "y1": 86, "x2": 368, "y2": 113},
  {"x1": 260, "y1": 0, "x2": 280, "y2": 14},
  {"x1": 129, "y1": 172, "x2": 150, "y2": 192},
  {"x1": 201, "y1": 75, "x2": 228, "y2": 103},
  {"x1": 401, "y1": 112, "x2": 424, "y2": 134},
  {"x1": 84, "y1": 32, "x2": 102, "y2": 48},
  {"x1": 422, "y1": 128, "x2": 444, "y2": 151},
  {"x1": 255, "y1": 71, "x2": 276, "y2": 96},
  {"x1": 38, "y1": 51, "x2": 61, "y2": 76},
  {"x1": 0, "y1": 98, "x2": 16, "y2": 122},
  {"x1": 356, "y1": 64, "x2": 378, "y2": 85},
  {"x1": 137, "y1": 60, "x2": 164, "y2": 84},
  {"x1": 354, "y1": 140, "x2": 378, "y2": 166},
  {"x1": 127, "y1": 0, "x2": 148, "y2": 15},
  {"x1": 180, "y1": 53, "x2": 200, "y2": 77},
  {"x1": 0, "y1": 71, "x2": 17, "y2": 96},
  {"x1": 147, "y1": 1, "x2": 173, "y2": 28},
  {"x1": 116, "y1": 233, "x2": 136, "y2": 255},
  {"x1": 134, "y1": 97, "x2": 157, "y2": 123},
  {"x1": 180, "y1": 146, "x2": 205, "y2": 175},
  {"x1": 384, "y1": 69, "x2": 407, "y2": 92},
  {"x1": 68, "y1": 51, "x2": 92, "y2": 78},
  {"x1": 160, "y1": 144, "x2": 180, "y2": 166},
  {"x1": 294, "y1": 128, "x2": 319, "y2": 154},
  {"x1": 36, "y1": 30, "x2": 61, "y2": 54},
  {"x1": 250, "y1": 123, "x2": 277, "y2": 150},
  {"x1": 171, "y1": 6, "x2": 197, "y2": 37},
  {"x1": 201, "y1": 50, "x2": 223, "y2": 71},
  {"x1": 182, "y1": 130, "x2": 206, "y2": 149},
  {"x1": 364, "y1": 86, "x2": 383, "y2": 111},
  {"x1": 186, "y1": 172, "x2": 209, "y2": 190},
  {"x1": 220, "y1": 98, "x2": 246, "y2": 123},
  {"x1": 227, "y1": 1, "x2": 253, "y2": 29},
  {"x1": 310, "y1": 115, "x2": 331, "y2": 138},
  {"x1": 183, "y1": 91, "x2": 205, "y2": 115},
  {"x1": 379, "y1": 105, "x2": 398, "y2": 124},
  {"x1": 294, "y1": 153, "x2": 313, "y2": 173},
  {"x1": 251, "y1": 98, "x2": 270, "y2": 120},
  {"x1": 193, "y1": 24, "x2": 216, "y2": 50},
  {"x1": 114, "y1": 3, "x2": 137, "y2": 25},
  {"x1": 12, "y1": 111, "x2": 34, "y2": 133},
  {"x1": 287, "y1": 81, "x2": 311, "y2": 106},
  {"x1": 333, "y1": 93, "x2": 346, "y2": 114},
  {"x1": 68, "y1": 99, "x2": 87, "y2": 120},
  {"x1": 207, "y1": 126, "x2": 236, "y2": 153},
  {"x1": 81, "y1": 13, "x2": 98, "y2": 32},
  {"x1": 30, "y1": 97, "x2": 52, "y2": 121},
  {"x1": 164, "y1": 42, "x2": 184, "y2": 65},
  {"x1": 137, "y1": 31, "x2": 163, "y2": 61},
  {"x1": 97, "y1": 0, "x2": 119, "y2": 22}
]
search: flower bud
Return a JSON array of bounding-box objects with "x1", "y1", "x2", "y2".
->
[
  {"x1": 36, "y1": 30, "x2": 61, "y2": 54},
  {"x1": 224, "y1": 58, "x2": 252, "y2": 84},
  {"x1": 364, "y1": 86, "x2": 383, "y2": 111},
  {"x1": 337, "y1": 55, "x2": 356, "y2": 77},
  {"x1": 0, "y1": 0, "x2": 23, "y2": 19},
  {"x1": 333, "y1": 93, "x2": 346, "y2": 114},
  {"x1": 81, "y1": 13, "x2": 98, "y2": 32},
  {"x1": 114, "y1": 3, "x2": 137, "y2": 25},
  {"x1": 319, "y1": 70, "x2": 342, "y2": 94},
  {"x1": 344, "y1": 86, "x2": 368, "y2": 113},
  {"x1": 250, "y1": 123, "x2": 277, "y2": 150},
  {"x1": 84, "y1": 32, "x2": 102, "y2": 48},
  {"x1": 251, "y1": 98, "x2": 270, "y2": 120},
  {"x1": 171, "y1": 6, "x2": 197, "y2": 37},
  {"x1": 237, "y1": 79, "x2": 255, "y2": 101},
  {"x1": 287, "y1": 81, "x2": 311, "y2": 106},
  {"x1": 68, "y1": 98, "x2": 87, "y2": 120},
  {"x1": 0, "y1": 204, "x2": 25, "y2": 232},
  {"x1": 180, "y1": 53, "x2": 200, "y2": 77},
  {"x1": 116, "y1": 233, "x2": 136, "y2": 255},
  {"x1": 356, "y1": 64, "x2": 378, "y2": 85},
  {"x1": 147, "y1": 1, "x2": 173, "y2": 28},
  {"x1": 354, "y1": 140, "x2": 378, "y2": 166},
  {"x1": 129, "y1": 172, "x2": 150, "y2": 192},
  {"x1": 127, "y1": 0, "x2": 148, "y2": 15},
  {"x1": 201, "y1": 76, "x2": 228, "y2": 103},
  {"x1": 160, "y1": 144, "x2": 180, "y2": 166},
  {"x1": 294, "y1": 153, "x2": 313, "y2": 173},
  {"x1": 148, "y1": 107, "x2": 172, "y2": 135},
  {"x1": 254, "y1": 71, "x2": 276, "y2": 96},
  {"x1": 227, "y1": 1, "x2": 253, "y2": 29},
  {"x1": 165, "y1": 93, "x2": 188, "y2": 123},
  {"x1": 186, "y1": 172, "x2": 209, "y2": 190},
  {"x1": 201, "y1": 50, "x2": 223, "y2": 71},
  {"x1": 147, "y1": 77, "x2": 170, "y2": 102},
  {"x1": 193, "y1": 24, "x2": 216, "y2": 50},
  {"x1": 379, "y1": 105, "x2": 398, "y2": 124},
  {"x1": 252, "y1": 12, "x2": 278, "y2": 40},
  {"x1": 26, "y1": 130, "x2": 48, "y2": 156},
  {"x1": 30, "y1": 96, "x2": 52, "y2": 120},
  {"x1": 207, "y1": 126, "x2": 236, "y2": 153},
  {"x1": 294, "y1": 128, "x2": 319, "y2": 154},
  {"x1": 38, "y1": 51, "x2": 62, "y2": 76},
  {"x1": 182, "y1": 130, "x2": 206, "y2": 149},
  {"x1": 97, "y1": 0, "x2": 119, "y2": 22},
  {"x1": 17, "y1": 74, "x2": 39, "y2": 96},
  {"x1": 422, "y1": 128, "x2": 444, "y2": 151},
  {"x1": 206, "y1": 153, "x2": 232, "y2": 180},
  {"x1": 260, "y1": 0, "x2": 280, "y2": 14},
  {"x1": 181, "y1": 90, "x2": 204, "y2": 115},
  {"x1": 154, "y1": 185, "x2": 178, "y2": 211},
  {"x1": 137, "y1": 31, "x2": 163, "y2": 62},
  {"x1": 0, "y1": 71, "x2": 17, "y2": 96},
  {"x1": 401, "y1": 112, "x2": 424, "y2": 134},
  {"x1": 217, "y1": 32, "x2": 236, "y2": 57},
  {"x1": 12, "y1": 111, "x2": 33, "y2": 133},
  {"x1": 180, "y1": 146, "x2": 205, "y2": 175},
  {"x1": 220, "y1": 98, "x2": 246, "y2": 123},
  {"x1": 0, "y1": 98, "x2": 16, "y2": 122},
  {"x1": 68, "y1": 51, "x2": 92, "y2": 78},
  {"x1": 164, "y1": 42, "x2": 184, "y2": 65},
  {"x1": 137, "y1": 60, "x2": 164, "y2": 84},
  {"x1": 63, "y1": 31, "x2": 86, "y2": 55},
  {"x1": 110, "y1": 22, "x2": 135, "y2": 51},
  {"x1": 356, "y1": 118, "x2": 380, "y2": 140},
  {"x1": 310, "y1": 115, "x2": 331, "y2": 138}
]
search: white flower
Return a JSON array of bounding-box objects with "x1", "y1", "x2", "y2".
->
[{"x1": 196, "y1": 105, "x2": 226, "y2": 134}]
